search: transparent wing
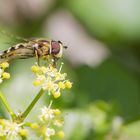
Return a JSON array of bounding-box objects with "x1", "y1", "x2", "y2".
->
[{"x1": 0, "y1": 30, "x2": 29, "y2": 46}]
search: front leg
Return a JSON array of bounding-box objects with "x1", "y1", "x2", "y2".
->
[
  {"x1": 52, "y1": 57, "x2": 59, "y2": 68},
  {"x1": 35, "y1": 49, "x2": 40, "y2": 66}
]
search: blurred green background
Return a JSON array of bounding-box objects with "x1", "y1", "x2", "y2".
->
[{"x1": 0, "y1": 0, "x2": 140, "y2": 139}]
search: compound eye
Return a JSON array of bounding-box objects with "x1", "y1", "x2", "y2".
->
[{"x1": 51, "y1": 41, "x2": 60, "y2": 55}]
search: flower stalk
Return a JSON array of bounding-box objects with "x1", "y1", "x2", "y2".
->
[
  {"x1": 0, "y1": 91, "x2": 16, "y2": 120},
  {"x1": 21, "y1": 89, "x2": 44, "y2": 120}
]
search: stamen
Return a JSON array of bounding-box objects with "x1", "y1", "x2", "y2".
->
[
  {"x1": 48, "y1": 100, "x2": 53, "y2": 109},
  {"x1": 59, "y1": 62, "x2": 64, "y2": 72}
]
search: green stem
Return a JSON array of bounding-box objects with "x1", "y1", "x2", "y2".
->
[
  {"x1": 22, "y1": 89, "x2": 44, "y2": 120},
  {"x1": 0, "y1": 91, "x2": 16, "y2": 120}
]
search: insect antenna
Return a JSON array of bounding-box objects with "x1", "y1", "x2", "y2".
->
[{"x1": 63, "y1": 46, "x2": 68, "y2": 49}]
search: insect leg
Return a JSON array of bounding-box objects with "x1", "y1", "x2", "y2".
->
[
  {"x1": 35, "y1": 49, "x2": 40, "y2": 66},
  {"x1": 52, "y1": 57, "x2": 59, "y2": 68}
]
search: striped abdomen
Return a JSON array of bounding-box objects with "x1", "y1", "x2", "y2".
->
[{"x1": 0, "y1": 43, "x2": 35, "y2": 63}]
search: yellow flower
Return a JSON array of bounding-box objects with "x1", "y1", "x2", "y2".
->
[
  {"x1": 39, "y1": 104, "x2": 64, "y2": 139},
  {"x1": 32, "y1": 63, "x2": 72, "y2": 98},
  {"x1": 39, "y1": 106, "x2": 55, "y2": 122}
]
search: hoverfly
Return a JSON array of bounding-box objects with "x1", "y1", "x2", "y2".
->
[{"x1": 0, "y1": 38, "x2": 67, "y2": 67}]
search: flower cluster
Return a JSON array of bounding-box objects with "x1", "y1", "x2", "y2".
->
[
  {"x1": 0, "y1": 104, "x2": 64, "y2": 140},
  {"x1": 0, "y1": 62, "x2": 10, "y2": 84},
  {"x1": 29, "y1": 103, "x2": 64, "y2": 140},
  {"x1": 0, "y1": 119, "x2": 28, "y2": 140},
  {"x1": 0, "y1": 61, "x2": 72, "y2": 139},
  {"x1": 31, "y1": 63, "x2": 72, "y2": 98}
]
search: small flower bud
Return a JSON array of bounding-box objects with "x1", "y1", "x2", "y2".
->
[
  {"x1": 47, "y1": 82, "x2": 53, "y2": 89},
  {"x1": 19, "y1": 129, "x2": 28, "y2": 137},
  {"x1": 52, "y1": 91, "x2": 61, "y2": 98},
  {"x1": 30, "y1": 123, "x2": 39, "y2": 129},
  {"x1": 58, "y1": 131, "x2": 65, "y2": 138},
  {"x1": 33, "y1": 80, "x2": 41, "y2": 86},
  {"x1": 58, "y1": 82, "x2": 65, "y2": 89},
  {"x1": 53, "y1": 109, "x2": 61, "y2": 115},
  {"x1": 31, "y1": 65, "x2": 40, "y2": 73},
  {"x1": 65, "y1": 81, "x2": 72, "y2": 89},
  {"x1": 2, "y1": 72, "x2": 10, "y2": 79},
  {"x1": 41, "y1": 66, "x2": 47, "y2": 73},
  {"x1": 40, "y1": 127, "x2": 46, "y2": 135},
  {"x1": 0, "y1": 62, "x2": 9, "y2": 69}
]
